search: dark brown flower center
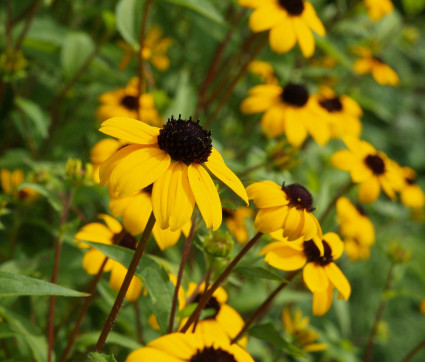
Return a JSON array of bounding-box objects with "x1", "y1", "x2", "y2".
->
[
  {"x1": 278, "y1": 0, "x2": 304, "y2": 15},
  {"x1": 143, "y1": 184, "x2": 153, "y2": 194},
  {"x1": 121, "y1": 95, "x2": 139, "y2": 110},
  {"x1": 303, "y1": 239, "x2": 333, "y2": 266},
  {"x1": 191, "y1": 347, "x2": 237, "y2": 362},
  {"x1": 282, "y1": 183, "x2": 314, "y2": 212},
  {"x1": 222, "y1": 208, "x2": 235, "y2": 220},
  {"x1": 282, "y1": 83, "x2": 309, "y2": 107},
  {"x1": 193, "y1": 294, "x2": 221, "y2": 319},
  {"x1": 113, "y1": 231, "x2": 137, "y2": 250},
  {"x1": 319, "y1": 97, "x2": 343, "y2": 113},
  {"x1": 157, "y1": 115, "x2": 212, "y2": 164},
  {"x1": 356, "y1": 203, "x2": 366, "y2": 216},
  {"x1": 405, "y1": 177, "x2": 416, "y2": 185},
  {"x1": 373, "y1": 56, "x2": 385, "y2": 64},
  {"x1": 364, "y1": 155, "x2": 385, "y2": 175}
]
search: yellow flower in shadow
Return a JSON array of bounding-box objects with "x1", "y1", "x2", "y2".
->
[
  {"x1": 222, "y1": 207, "x2": 253, "y2": 244},
  {"x1": 239, "y1": 0, "x2": 325, "y2": 57},
  {"x1": 399, "y1": 167, "x2": 425, "y2": 210},
  {"x1": 248, "y1": 60, "x2": 278, "y2": 84},
  {"x1": 420, "y1": 299, "x2": 425, "y2": 315},
  {"x1": 0, "y1": 169, "x2": 38, "y2": 203},
  {"x1": 364, "y1": 0, "x2": 394, "y2": 21}
]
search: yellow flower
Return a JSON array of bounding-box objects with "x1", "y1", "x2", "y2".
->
[
  {"x1": 311, "y1": 86, "x2": 363, "y2": 139},
  {"x1": 332, "y1": 136, "x2": 403, "y2": 203},
  {"x1": 420, "y1": 299, "x2": 425, "y2": 315},
  {"x1": 109, "y1": 187, "x2": 192, "y2": 250},
  {"x1": 99, "y1": 115, "x2": 248, "y2": 231},
  {"x1": 336, "y1": 197, "x2": 375, "y2": 261},
  {"x1": 222, "y1": 207, "x2": 253, "y2": 244},
  {"x1": 96, "y1": 77, "x2": 162, "y2": 126},
  {"x1": 248, "y1": 60, "x2": 278, "y2": 84},
  {"x1": 74, "y1": 214, "x2": 143, "y2": 302},
  {"x1": 239, "y1": 0, "x2": 325, "y2": 57},
  {"x1": 241, "y1": 83, "x2": 331, "y2": 146},
  {"x1": 364, "y1": 0, "x2": 394, "y2": 21},
  {"x1": 260, "y1": 232, "x2": 351, "y2": 316},
  {"x1": 353, "y1": 47, "x2": 399, "y2": 86},
  {"x1": 126, "y1": 332, "x2": 254, "y2": 362},
  {"x1": 282, "y1": 308, "x2": 327, "y2": 352},
  {"x1": 90, "y1": 138, "x2": 123, "y2": 183},
  {"x1": 0, "y1": 169, "x2": 38, "y2": 203},
  {"x1": 399, "y1": 167, "x2": 425, "y2": 209}
]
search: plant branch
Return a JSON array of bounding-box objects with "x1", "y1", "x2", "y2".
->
[
  {"x1": 319, "y1": 181, "x2": 354, "y2": 224},
  {"x1": 402, "y1": 338, "x2": 425, "y2": 362},
  {"x1": 15, "y1": 0, "x2": 41, "y2": 51}
]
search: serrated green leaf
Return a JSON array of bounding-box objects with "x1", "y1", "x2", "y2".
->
[
  {"x1": 61, "y1": 32, "x2": 94, "y2": 77},
  {"x1": 162, "y1": 0, "x2": 225, "y2": 24},
  {"x1": 87, "y1": 352, "x2": 118, "y2": 362},
  {"x1": 0, "y1": 271, "x2": 89, "y2": 297},
  {"x1": 233, "y1": 266, "x2": 286, "y2": 281},
  {"x1": 15, "y1": 97, "x2": 49, "y2": 139}
]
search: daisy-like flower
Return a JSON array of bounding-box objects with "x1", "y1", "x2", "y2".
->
[
  {"x1": 239, "y1": 0, "x2": 325, "y2": 57},
  {"x1": 311, "y1": 87, "x2": 363, "y2": 139},
  {"x1": 260, "y1": 232, "x2": 351, "y2": 316},
  {"x1": 247, "y1": 181, "x2": 322, "y2": 249},
  {"x1": 90, "y1": 138, "x2": 123, "y2": 183},
  {"x1": 99, "y1": 115, "x2": 248, "y2": 231},
  {"x1": 399, "y1": 167, "x2": 425, "y2": 209},
  {"x1": 332, "y1": 136, "x2": 404, "y2": 203},
  {"x1": 126, "y1": 332, "x2": 254, "y2": 362},
  {"x1": 282, "y1": 308, "x2": 327, "y2": 352},
  {"x1": 109, "y1": 185, "x2": 191, "y2": 250},
  {"x1": 0, "y1": 169, "x2": 38, "y2": 203},
  {"x1": 241, "y1": 83, "x2": 331, "y2": 147},
  {"x1": 75, "y1": 215, "x2": 143, "y2": 302},
  {"x1": 364, "y1": 0, "x2": 394, "y2": 22},
  {"x1": 248, "y1": 60, "x2": 278, "y2": 84},
  {"x1": 222, "y1": 207, "x2": 253, "y2": 244},
  {"x1": 336, "y1": 197, "x2": 375, "y2": 261},
  {"x1": 353, "y1": 47, "x2": 399, "y2": 86},
  {"x1": 96, "y1": 77, "x2": 162, "y2": 125}
]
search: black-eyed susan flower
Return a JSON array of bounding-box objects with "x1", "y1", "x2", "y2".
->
[
  {"x1": 420, "y1": 299, "x2": 425, "y2": 314},
  {"x1": 241, "y1": 83, "x2": 330, "y2": 146},
  {"x1": 332, "y1": 136, "x2": 403, "y2": 203},
  {"x1": 336, "y1": 197, "x2": 375, "y2": 261},
  {"x1": 109, "y1": 186, "x2": 191, "y2": 250},
  {"x1": 126, "y1": 332, "x2": 254, "y2": 362},
  {"x1": 96, "y1": 77, "x2": 162, "y2": 125},
  {"x1": 90, "y1": 138, "x2": 124, "y2": 183},
  {"x1": 75, "y1": 215, "x2": 142, "y2": 302},
  {"x1": 353, "y1": 47, "x2": 399, "y2": 86},
  {"x1": 0, "y1": 168, "x2": 38, "y2": 203},
  {"x1": 364, "y1": 0, "x2": 394, "y2": 22},
  {"x1": 239, "y1": 0, "x2": 325, "y2": 57},
  {"x1": 260, "y1": 232, "x2": 351, "y2": 316},
  {"x1": 222, "y1": 207, "x2": 253, "y2": 244},
  {"x1": 99, "y1": 115, "x2": 248, "y2": 231},
  {"x1": 399, "y1": 167, "x2": 425, "y2": 209},
  {"x1": 248, "y1": 60, "x2": 278, "y2": 84},
  {"x1": 247, "y1": 181, "x2": 322, "y2": 245},
  {"x1": 282, "y1": 308, "x2": 327, "y2": 352}
]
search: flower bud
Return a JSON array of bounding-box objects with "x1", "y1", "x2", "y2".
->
[{"x1": 203, "y1": 231, "x2": 234, "y2": 258}]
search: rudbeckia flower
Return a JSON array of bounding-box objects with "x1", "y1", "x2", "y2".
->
[
  {"x1": 239, "y1": 0, "x2": 325, "y2": 57},
  {"x1": 0, "y1": 168, "x2": 38, "y2": 203},
  {"x1": 74, "y1": 215, "x2": 143, "y2": 302},
  {"x1": 364, "y1": 0, "x2": 394, "y2": 21},
  {"x1": 109, "y1": 186, "x2": 191, "y2": 250},
  {"x1": 399, "y1": 167, "x2": 425, "y2": 209},
  {"x1": 126, "y1": 332, "x2": 254, "y2": 362},
  {"x1": 96, "y1": 77, "x2": 162, "y2": 125},
  {"x1": 331, "y1": 137, "x2": 404, "y2": 203},
  {"x1": 241, "y1": 83, "x2": 330, "y2": 146},
  {"x1": 248, "y1": 60, "x2": 278, "y2": 84},
  {"x1": 247, "y1": 181, "x2": 322, "y2": 249},
  {"x1": 222, "y1": 207, "x2": 253, "y2": 244},
  {"x1": 421, "y1": 299, "x2": 425, "y2": 315},
  {"x1": 336, "y1": 197, "x2": 375, "y2": 261},
  {"x1": 353, "y1": 47, "x2": 399, "y2": 86},
  {"x1": 90, "y1": 138, "x2": 123, "y2": 183},
  {"x1": 260, "y1": 232, "x2": 351, "y2": 316},
  {"x1": 99, "y1": 115, "x2": 248, "y2": 231},
  {"x1": 282, "y1": 308, "x2": 327, "y2": 352}
]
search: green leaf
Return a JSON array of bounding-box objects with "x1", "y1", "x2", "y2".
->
[
  {"x1": 162, "y1": 0, "x2": 225, "y2": 24},
  {"x1": 116, "y1": 0, "x2": 144, "y2": 47},
  {"x1": 165, "y1": 70, "x2": 196, "y2": 117},
  {"x1": 315, "y1": 36, "x2": 352, "y2": 71},
  {"x1": 0, "y1": 323, "x2": 17, "y2": 339},
  {"x1": 233, "y1": 266, "x2": 286, "y2": 281},
  {"x1": 78, "y1": 332, "x2": 141, "y2": 351},
  {"x1": 0, "y1": 271, "x2": 89, "y2": 297},
  {"x1": 15, "y1": 97, "x2": 49, "y2": 140},
  {"x1": 18, "y1": 183, "x2": 62, "y2": 211},
  {"x1": 87, "y1": 352, "x2": 118, "y2": 362},
  {"x1": 61, "y1": 32, "x2": 94, "y2": 78},
  {"x1": 402, "y1": 0, "x2": 425, "y2": 15}
]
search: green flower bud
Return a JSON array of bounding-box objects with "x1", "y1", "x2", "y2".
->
[{"x1": 203, "y1": 231, "x2": 234, "y2": 258}]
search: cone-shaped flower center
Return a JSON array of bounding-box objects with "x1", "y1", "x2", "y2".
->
[
  {"x1": 278, "y1": 0, "x2": 304, "y2": 15},
  {"x1": 193, "y1": 294, "x2": 221, "y2": 319},
  {"x1": 157, "y1": 115, "x2": 212, "y2": 164},
  {"x1": 191, "y1": 347, "x2": 236, "y2": 362},
  {"x1": 121, "y1": 95, "x2": 139, "y2": 110},
  {"x1": 113, "y1": 231, "x2": 137, "y2": 250},
  {"x1": 364, "y1": 155, "x2": 385, "y2": 175},
  {"x1": 282, "y1": 183, "x2": 314, "y2": 211},
  {"x1": 319, "y1": 97, "x2": 343, "y2": 113},
  {"x1": 282, "y1": 83, "x2": 309, "y2": 107},
  {"x1": 303, "y1": 239, "x2": 333, "y2": 266}
]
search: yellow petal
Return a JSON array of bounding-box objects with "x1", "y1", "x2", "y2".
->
[
  {"x1": 82, "y1": 249, "x2": 112, "y2": 274},
  {"x1": 152, "y1": 224, "x2": 182, "y2": 250},
  {"x1": 262, "y1": 244, "x2": 307, "y2": 271},
  {"x1": 359, "y1": 177, "x2": 381, "y2": 203},
  {"x1": 109, "y1": 262, "x2": 143, "y2": 302},
  {"x1": 254, "y1": 206, "x2": 286, "y2": 233},
  {"x1": 249, "y1": 4, "x2": 283, "y2": 32},
  {"x1": 97, "y1": 214, "x2": 122, "y2": 235},
  {"x1": 75, "y1": 223, "x2": 114, "y2": 245},
  {"x1": 312, "y1": 286, "x2": 333, "y2": 316},
  {"x1": 269, "y1": 17, "x2": 297, "y2": 54},
  {"x1": 285, "y1": 107, "x2": 308, "y2": 147},
  {"x1": 325, "y1": 263, "x2": 351, "y2": 300},
  {"x1": 99, "y1": 117, "x2": 160, "y2": 144},
  {"x1": 303, "y1": 262, "x2": 329, "y2": 293},
  {"x1": 303, "y1": 2, "x2": 326, "y2": 36},
  {"x1": 246, "y1": 180, "x2": 288, "y2": 208},
  {"x1": 261, "y1": 105, "x2": 286, "y2": 138},
  {"x1": 293, "y1": 17, "x2": 315, "y2": 58},
  {"x1": 323, "y1": 232, "x2": 344, "y2": 260}
]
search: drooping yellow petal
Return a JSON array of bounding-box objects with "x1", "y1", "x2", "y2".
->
[
  {"x1": 75, "y1": 223, "x2": 114, "y2": 246},
  {"x1": 324, "y1": 262, "x2": 351, "y2": 300},
  {"x1": 312, "y1": 286, "x2": 333, "y2": 316},
  {"x1": 269, "y1": 17, "x2": 297, "y2": 54},
  {"x1": 303, "y1": 262, "x2": 329, "y2": 293},
  {"x1": 262, "y1": 244, "x2": 307, "y2": 271},
  {"x1": 331, "y1": 150, "x2": 358, "y2": 171},
  {"x1": 99, "y1": 117, "x2": 160, "y2": 144},
  {"x1": 292, "y1": 17, "x2": 315, "y2": 58},
  {"x1": 152, "y1": 225, "x2": 182, "y2": 250},
  {"x1": 359, "y1": 177, "x2": 381, "y2": 203},
  {"x1": 82, "y1": 249, "x2": 113, "y2": 274},
  {"x1": 249, "y1": 4, "x2": 283, "y2": 32},
  {"x1": 188, "y1": 164, "x2": 222, "y2": 231},
  {"x1": 247, "y1": 180, "x2": 288, "y2": 208},
  {"x1": 254, "y1": 206, "x2": 287, "y2": 233},
  {"x1": 261, "y1": 105, "x2": 286, "y2": 138},
  {"x1": 302, "y1": 2, "x2": 326, "y2": 36},
  {"x1": 126, "y1": 347, "x2": 181, "y2": 362},
  {"x1": 97, "y1": 214, "x2": 122, "y2": 235},
  {"x1": 322, "y1": 232, "x2": 344, "y2": 260},
  {"x1": 285, "y1": 107, "x2": 308, "y2": 147},
  {"x1": 109, "y1": 261, "x2": 143, "y2": 302}
]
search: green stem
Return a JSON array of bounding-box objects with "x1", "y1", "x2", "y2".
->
[
  {"x1": 402, "y1": 338, "x2": 425, "y2": 362},
  {"x1": 319, "y1": 181, "x2": 354, "y2": 224}
]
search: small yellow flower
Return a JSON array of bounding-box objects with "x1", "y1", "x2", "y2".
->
[
  {"x1": 399, "y1": 167, "x2": 425, "y2": 209},
  {"x1": 282, "y1": 308, "x2": 327, "y2": 352},
  {"x1": 126, "y1": 332, "x2": 254, "y2": 362},
  {"x1": 241, "y1": 83, "x2": 331, "y2": 146},
  {"x1": 332, "y1": 136, "x2": 403, "y2": 203},
  {"x1": 222, "y1": 207, "x2": 253, "y2": 244},
  {"x1": 364, "y1": 0, "x2": 394, "y2": 22},
  {"x1": 99, "y1": 115, "x2": 248, "y2": 231},
  {"x1": 74, "y1": 214, "x2": 143, "y2": 302},
  {"x1": 239, "y1": 0, "x2": 325, "y2": 57},
  {"x1": 353, "y1": 47, "x2": 399, "y2": 86},
  {"x1": 0, "y1": 169, "x2": 38, "y2": 203},
  {"x1": 96, "y1": 77, "x2": 162, "y2": 126},
  {"x1": 248, "y1": 60, "x2": 278, "y2": 84}
]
